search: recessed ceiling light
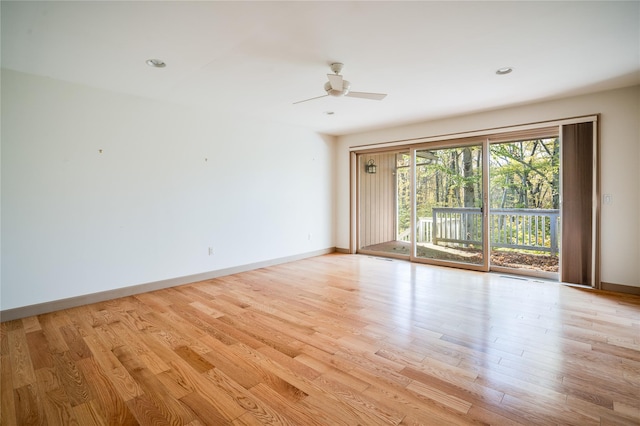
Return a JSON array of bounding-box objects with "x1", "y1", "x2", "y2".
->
[
  {"x1": 146, "y1": 59, "x2": 166, "y2": 68},
  {"x1": 496, "y1": 67, "x2": 513, "y2": 75}
]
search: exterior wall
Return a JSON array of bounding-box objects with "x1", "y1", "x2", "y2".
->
[
  {"x1": 359, "y1": 153, "x2": 397, "y2": 247},
  {"x1": 337, "y1": 85, "x2": 640, "y2": 288}
]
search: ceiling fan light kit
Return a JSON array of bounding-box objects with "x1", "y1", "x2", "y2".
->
[
  {"x1": 294, "y1": 62, "x2": 387, "y2": 104},
  {"x1": 325, "y1": 79, "x2": 351, "y2": 97}
]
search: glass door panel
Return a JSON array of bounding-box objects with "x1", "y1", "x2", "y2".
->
[
  {"x1": 488, "y1": 138, "x2": 560, "y2": 278},
  {"x1": 358, "y1": 151, "x2": 411, "y2": 258},
  {"x1": 414, "y1": 145, "x2": 485, "y2": 266}
]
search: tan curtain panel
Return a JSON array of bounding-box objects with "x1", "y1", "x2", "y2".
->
[{"x1": 561, "y1": 122, "x2": 594, "y2": 285}]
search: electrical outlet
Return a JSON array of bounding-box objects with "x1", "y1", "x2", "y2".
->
[
  {"x1": 308, "y1": 233, "x2": 312, "y2": 241},
  {"x1": 208, "y1": 247, "x2": 214, "y2": 256}
]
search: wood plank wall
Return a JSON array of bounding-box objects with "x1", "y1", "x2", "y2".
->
[{"x1": 359, "y1": 153, "x2": 397, "y2": 247}]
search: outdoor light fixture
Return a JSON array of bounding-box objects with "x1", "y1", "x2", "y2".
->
[{"x1": 365, "y1": 159, "x2": 377, "y2": 174}]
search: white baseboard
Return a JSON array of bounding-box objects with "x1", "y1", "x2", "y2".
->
[{"x1": 0, "y1": 248, "x2": 336, "y2": 322}]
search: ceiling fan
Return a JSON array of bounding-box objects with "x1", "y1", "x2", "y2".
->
[{"x1": 293, "y1": 63, "x2": 387, "y2": 104}]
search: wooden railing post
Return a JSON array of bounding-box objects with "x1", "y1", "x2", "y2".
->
[
  {"x1": 550, "y1": 214, "x2": 558, "y2": 255},
  {"x1": 432, "y1": 210, "x2": 438, "y2": 245}
]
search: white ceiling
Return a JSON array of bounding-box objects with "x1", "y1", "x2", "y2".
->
[{"x1": 2, "y1": 1, "x2": 639, "y2": 136}]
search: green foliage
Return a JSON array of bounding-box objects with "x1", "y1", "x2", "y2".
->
[
  {"x1": 395, "y1": 138, "x2": 559, "y2": 233},
  {"x1": 489, "y1": 138, "x2": 559, "y2": 209}
]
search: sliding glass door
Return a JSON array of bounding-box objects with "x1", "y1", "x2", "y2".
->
[
  {"x1": 354, "y1": 117, "x2": 597, "y2": 285},
  {"x1": 357, "y1": 141, "x2": 489, "y2": 270},
  {"x1": 358, "y1": 150, "x2": 411, "y2": 259},
  {"x1": 413, "y1": 143, "x2": 487, "y2": 269},
  {"x1": 488, "y1": 136, "x2": 561, "y2": 279}
]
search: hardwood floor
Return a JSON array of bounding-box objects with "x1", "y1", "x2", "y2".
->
[{"x1": 2, "y1": 253, "x2": 639, "y2": 425}]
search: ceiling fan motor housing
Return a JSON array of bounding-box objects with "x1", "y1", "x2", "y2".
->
[
  {"x1": 293, "y1": 62, "x2": 386, "y2": 104},
  {"x1": 325, "y1": 80, "x2": 351, "y2": 97}
]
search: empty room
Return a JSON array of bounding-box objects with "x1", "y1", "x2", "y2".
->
[{"x1": 1, "y1": 1, "x2": 639, "y2": 425}]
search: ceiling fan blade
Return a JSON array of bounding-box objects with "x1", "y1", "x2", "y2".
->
[
  {"x1": 345, "y1": 91, "x2": 387, "y2": 100},
  {"x1": 293, "y1": 94, "x2": 329, "y2": 105},
  {"x1": 327, "y1": 73, "x2": 343, "y2": 91}
]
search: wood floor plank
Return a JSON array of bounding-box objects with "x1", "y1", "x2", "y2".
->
[
  {"x1": 173, "y1": 345, "x2": 214, "y2": 374},
  {"x1": 105, "y1": 365, "x2": 144, "y2": 402},
  {"x1": 257, "y1": 345, "x2": 322, "y2": 382},
  {"x1": 313, "y1": 366, "x2": 370, "y2": 393},
  {"x1": 179, "y1": 367, "x2": 247, "y2": 422},
  {"x1": 125, "y1": 393, "x2": 170, "y2": 425},
  {"x1": 405, "y1": 379, "x2": 473, "y2": 414},
  {"x1": 204, "y1": 366, "x2": 301, "y2": 425},
  {"x1": 216, "y1": 314, "x2": 302, "y2": 358},
  {"x1": 567, "y1": 395, "x2": 640, "y2": 426},
  {"x1": 38, "y1": 385, "x2": 80, "y2": 425},
  {"x1": 21, "y1": 316, "x2": 42, "y2": 334},
  {"x1": 52, "y1": 350, "x2": 92, "y2": 407},
  {"x1": 362, "y1": 380, "x2": 481, "y2": 426},
  {"x1": 1, "y1": 355, "x2": 18, "y2": 425},
  {"x1": 2, "y1": 253, "x2": 639, "y2": 424},
  {"x1": 562, "y1": 373, "x2": 639, "y2": 409},
  {"x1": 59, "y1": 324, "x2": 93, "y2": 361},
  {"x1": 247, "y1": 383, "x2": 321, "y2": 426},
  {"x1": 200, "y1": 340, "x2": 271, "y2": 390},
  {"x1": 312, "y1": 372, "x2": 405, "y2": 424},
  {"x1": 14, "y1": 383, "x2": 47, "y2": 425},
  {"x1": 501, "y1": 393, "x2": 600, "y2": 426},
  {"x1": 8, "y1": 328, "x2": 37, "y2": 389},
  {"x1": 26, "y1": 330, "x2": 56, "y2": 370},
  {"x1": 464, "y1": 404, "x2": 526, "y2": 426},
  {"x1": 167, "y1": 304, "x2": 240, "y2": 346},
  {"x1": 179, "y1": 391, "x2": 234, "y2": 426},
  {"x1": 81, "y1": 333, "x2": 123, "y2": 373},
  {"x1": 76, "y1": 357, "x2": 139, "y2": 425},
  {"x1": 135, "y1": 338, "x2": 249, "y2": 423},
  {"x1": 34, "y1": 366, "x2": 63, "y2": 394},
  {"x1": 38, "y1": 312, "x2": 72, "y2": 354},
  {"x1": 113, "y1": 344, "x2": 197, "y2": 424},
  {"x1": 0, "y1": 322, "x2": 10, "y2": 358}
]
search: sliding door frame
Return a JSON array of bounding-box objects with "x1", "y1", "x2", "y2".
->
[
  {"x1": 408, "y1": 137, "x2": 490, "y2": 272},
  {"x1": 349, "y1": 115, "x2": 600, "y2": 287}
]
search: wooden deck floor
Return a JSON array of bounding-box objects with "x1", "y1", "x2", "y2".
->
[{"x1": 2, "y1": 253, "x2": 639, "y2": 425}]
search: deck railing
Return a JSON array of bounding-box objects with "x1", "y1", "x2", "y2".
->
[{"x1": 398, "y1": 208, "x2": 559, "y2": 254}]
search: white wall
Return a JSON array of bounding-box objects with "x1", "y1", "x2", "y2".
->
[
  {"x1": 336, "y1": 86, "x2": 640, "y2": 288},
  {"x1": 1, "y1": 69, "x2": 336, "y2": 311}
]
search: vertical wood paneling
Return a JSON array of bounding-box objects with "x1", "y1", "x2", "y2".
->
[{"x1": 359, "y1": 153, "x2": 397, "y2": 247}]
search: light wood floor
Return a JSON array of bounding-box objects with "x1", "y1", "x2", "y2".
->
[{"x1": 2, "y1": 253, "x2": 639, "y2": 425}]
